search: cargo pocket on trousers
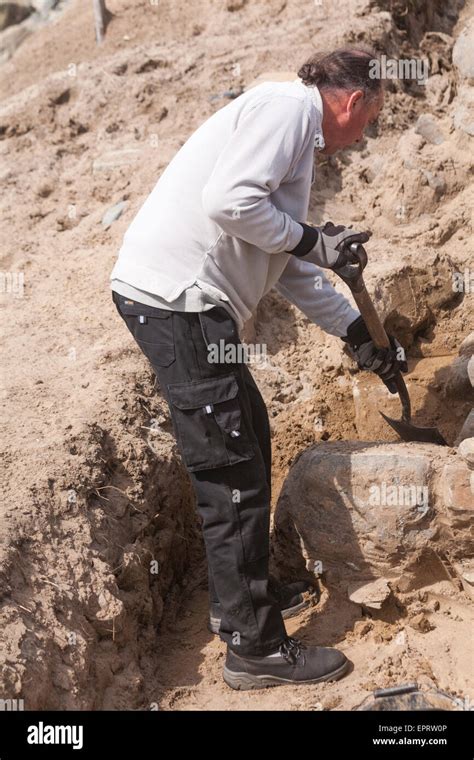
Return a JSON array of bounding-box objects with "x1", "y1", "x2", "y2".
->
[
  {"x1": 115, "y1": 300, "x2": 175, "y2": 368},
  {"x1": 167, "y1": 373, "x2": 255, "y2": 472}
]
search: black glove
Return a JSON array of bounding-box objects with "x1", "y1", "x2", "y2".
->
[
  {"x1": 287, "y1": 221, "x2": 371, "y2": 269},
  {"x1": 342, "y1": 316, "x2": 408, "y2": 393}
]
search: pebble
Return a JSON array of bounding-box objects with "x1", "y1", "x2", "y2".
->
[{"x1": 102, "y1": 200, "x2": 127, "y2": 229}]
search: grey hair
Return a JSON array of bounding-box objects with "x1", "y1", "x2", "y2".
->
[{"x1": 297, "y1": 47, "x2": 383, "y2": 102}]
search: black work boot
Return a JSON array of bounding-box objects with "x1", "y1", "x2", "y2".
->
[
  {"x1": 223, "y1": 636, "x2": 350, "y2": 690},
  {"x1": 209, "y1": 579, "x2": 315, "y2": 635}
]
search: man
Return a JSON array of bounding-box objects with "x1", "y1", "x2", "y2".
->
[{"x1": 110, "y1": 48, "x2": 407, "y2": 690}]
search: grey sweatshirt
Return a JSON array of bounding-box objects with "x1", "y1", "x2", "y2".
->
[{"x1": 110, "y1": 78, "x2": 359, "y2": 336}]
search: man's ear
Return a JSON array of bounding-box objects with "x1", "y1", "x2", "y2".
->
[{"x1": 347, "y1": 89, "x2": 364, "y2": 113}]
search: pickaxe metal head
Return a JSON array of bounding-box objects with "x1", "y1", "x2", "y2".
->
[{"x1": 380, "y1": 412, "x2": 448, "y2": 446}]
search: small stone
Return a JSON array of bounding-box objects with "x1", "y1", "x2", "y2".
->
[
  {"x1": 417, "y1": 674, "x2": 437, "y2": 689},
  {"x1": 102, "y1": 200, "x2": 127, "y2": 229},
  {"x1": 353, "y1": 620, "x2": 373, "y2": 637},
  {"x1": 409, "y1": 613, "x2": 434, "y2": 632},
  {"x1": 421, "y1": 169, "x2": 446, "y2": 197},
  {"x1": 415, "y1": 114, "x2": 444, "y2": 144},
  {"x1": 93, "y1": 149, "x2": 141, "y2": 172},
  {"x1": 348, "y1": 578, "x2": 392, "y2": 610},
  {"x1": 453, "y1": 561, "x2": 474, "y2": 600},
  {"x1": 52, "y1": 669, "x2": 71, "y2": 691},
  {"x1": 112, "y1": 63, "x2": 127, "y2": 76},
  {"x1": 320, "y1": 695, "x2": 341, "y2": 710},
  {"x1": 458, "y1": 438, "x2": 474, "y2": 468},
  {"x1": 394, "y1": 630, "x2": 406, "y2": 646},
  {"x1": 222, "y1": 88, "x2": 243, "y2": 99},
  {"x1": 226, "y1": 0, "x2": 246, "y2": 10},
  {"x1": 37, "y1": 183, "x2": 53, "y2": 198}
]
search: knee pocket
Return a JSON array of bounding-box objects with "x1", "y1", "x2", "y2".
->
[{"x1": 167, "y1": 373, "x2": 255, "y2": 472}]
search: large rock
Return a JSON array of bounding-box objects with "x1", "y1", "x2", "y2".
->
[
  {"x1": 441, "y1": 332, "x2": 474, "y2": 397},
  {"x1": 460, "y1": 332, "x2": 474, "y2": 359},
  {"x1": 452, "y1": 18, "x2": 474, "y2": 85},
  {"x1": 451, "y1": 19, "x2": 474, "y2": 135},
  {"x1": 273, "y1": 442, "x2": 472, "y2": 591}
]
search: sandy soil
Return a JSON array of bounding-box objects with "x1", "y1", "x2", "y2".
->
[{"x1": 0, "y1": 0, "x2": 473, "y2": 710}]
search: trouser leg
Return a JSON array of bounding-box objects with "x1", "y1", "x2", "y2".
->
[
  {"x1": 112, "y1": 292, "x2": 286, "y2": 656},
  {"x1": 207, "y1": 364, "x2": 272, "y2": 607}
]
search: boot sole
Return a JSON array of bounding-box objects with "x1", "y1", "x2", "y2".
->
[
  {"x1": 209, "y1": 597, "x2": 312, "y2": 635},
  {"x1": 223, "y1": 658, "x2": 350, "y2": 691}
]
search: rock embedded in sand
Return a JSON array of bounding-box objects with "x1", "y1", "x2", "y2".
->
[
  {"x1": 409, "y1": 612, "x2": 434, "y2": 632},
  {"x1": 458, "y1": 437, "x2": 474, "y2": 468},
  {"x1": 453, "y1": 85, "x2": 474, "y2": 136},
  {"x1": 460, "y1": 333, "x2": 474, "y2": 358},
  {"x1": 226, "y1": 0, "x2": 247, "y2": 12},
  {"x1": 455, "y1": 410, "x2": 474, "y2": 446},
  {"x1": 348, "y1": 578, "x2": 392, "y2": 610},
  {"x1": 452, "y1": 19, "x2": 474, "y2": 134},
  {"x1": 441, "y1": 461, "x2": 473, "y2": 513},
  {"x1": 452, "y1": 558, "x2": 474, "y2": 600},
  {"x1": 273, "y1": 441, "x2": 473, "y2": 587},
  {"x1": 415, "y1": 114, "x2": 445, "y2": 144},
  {"x1": 101, "y1": 200, "x2": 127, "y2": 229},
  {"x1": 452, "y1": 18, "x2": 474, "y2": 84},
  {"x1": 93, "y1": 148, "x2": 142, "y2": 172}
]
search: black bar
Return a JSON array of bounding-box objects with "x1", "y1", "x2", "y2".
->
[{"x1": 0, "y1": 709, "x2": 472, "y2": 758}]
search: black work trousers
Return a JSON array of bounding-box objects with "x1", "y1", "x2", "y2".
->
[{"x1": 112, "y1": 290, "x2": 287, "y2": 655}]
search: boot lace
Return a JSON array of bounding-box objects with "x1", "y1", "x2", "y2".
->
[{"x1": 279, "y1": 636, "x2": 305, "y2": 665}]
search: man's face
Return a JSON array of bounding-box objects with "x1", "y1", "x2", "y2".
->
[{"x1": 320, "y1": 88, "x2": 384, "y2": 154}]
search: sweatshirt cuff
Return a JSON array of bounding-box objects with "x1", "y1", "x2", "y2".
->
[
  {"x1": 285, "y1": 223, "x2": 319, "y2": 257},
  {"x1": 341, "y1": 314, "x2": 371, "y2": 348}
]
